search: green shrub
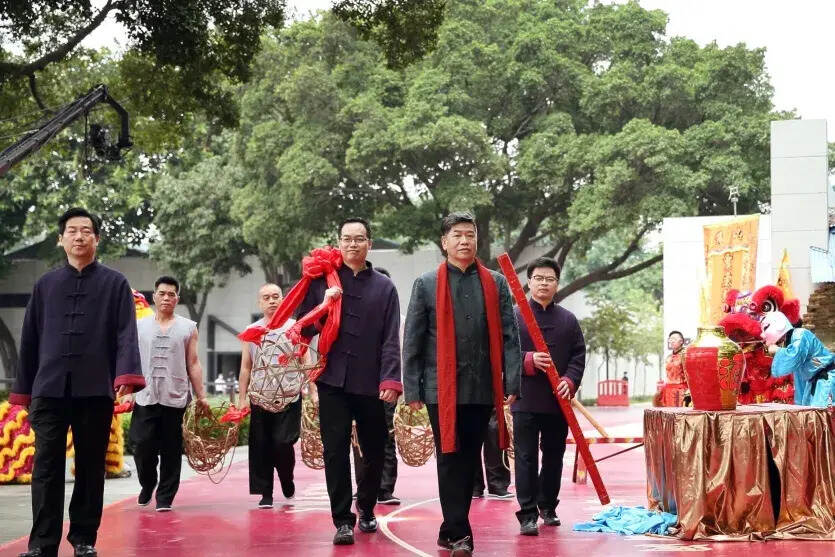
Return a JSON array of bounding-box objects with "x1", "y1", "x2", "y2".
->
[{"x1": 0, "y1": 389, "x2": 8, "y2": 403}]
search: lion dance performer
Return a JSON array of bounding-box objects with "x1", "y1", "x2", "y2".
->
[{"x1": 718, "y1": 285, "x2": 799, "y2": 403}]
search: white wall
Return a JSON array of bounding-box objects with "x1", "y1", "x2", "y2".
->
[{"x1": 770, "y1": 119, "x2": 830, "y2": 311}]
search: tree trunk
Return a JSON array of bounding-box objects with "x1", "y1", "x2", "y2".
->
[
  {"x1": 0, "y1": 315, "x2": 18, "y2": 381},
  {"x1": 475, "y1": 212, "x2": 492, "y2": 263},
  {"x1": 184, "y1": 290, "x2": 210, "y2": 326},
  {"x1": 604, "y1": 346, "x2": 610, "y2": 380},
  {"x1": 260, "y1": 258, "x2": 282, "y2": 287}
]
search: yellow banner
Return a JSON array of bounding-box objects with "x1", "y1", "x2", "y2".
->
[{"x1": 703, "y1": 215, "x2": 759, "y2": 325}]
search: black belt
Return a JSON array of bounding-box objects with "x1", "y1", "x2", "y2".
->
[{"x1": 809, "y1": 361, "x2": 835, "y2": 396}]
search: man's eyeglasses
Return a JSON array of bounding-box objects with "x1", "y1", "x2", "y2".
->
[
  {"x1": 340, "y1": 236, "x2": 368, "y2": 245},
  {"x1": 531, "y1": 275, "x2": 558, "y2": 284}
]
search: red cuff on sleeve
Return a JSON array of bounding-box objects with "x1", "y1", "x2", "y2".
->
[
  {"x1": 523, "y1": 352, "x2": 537, "y2": 376},
  {"x1": 561, "y1": 377, "x2": 576, "y2": 395},
  {"x1": 9, "y1": 393, "x2": 31, "y2": 407},
  {"x1": 379, "y1": 379, "x2": 403, "y2": 393},
  {"x1": 114, "y1": 374, "x2": 146, "y2": 391}
]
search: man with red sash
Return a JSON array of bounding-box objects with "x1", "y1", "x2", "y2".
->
[
  {"x1": 296, "y1": 217, "x2": 402, "y2": 546},
  {"x1": 403, "y1": 212, "x2": 522, "y2": 556}
]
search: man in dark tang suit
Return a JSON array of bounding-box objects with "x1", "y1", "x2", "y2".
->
[
  {"x1": 11, "y1": 208, "x2": 145, "y2": 557},
  {"x1": 511, "y1": 257, "x2": 585, "y2": 536},
  {"x1": 297, "y1": 217, "x2": 402, "y2": 546},
  {"x1": 403, "y1": 211, "x2": 522, "y2": 557}
]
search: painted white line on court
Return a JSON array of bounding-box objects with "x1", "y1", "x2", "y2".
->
[{"x1": 377, "y1": 497, "x2": 440, "y2": 557}]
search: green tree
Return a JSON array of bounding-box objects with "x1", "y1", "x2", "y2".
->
[
  {"x1": 0, "y1": 1, "x2": 444, "y2": 128},
  {"x1": 232, "y1": 0, "x2": 790, "y2": 297},
  {"x1": 581, "y1": 301, "x2": 635, "y2": 381},
  {"x1": 149, "y1": 148, "x2": 254, "y2": 324}
]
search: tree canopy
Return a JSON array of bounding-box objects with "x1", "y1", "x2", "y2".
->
[{"x1": 228, "y1": 0, "x2": 790, "y2": 300}]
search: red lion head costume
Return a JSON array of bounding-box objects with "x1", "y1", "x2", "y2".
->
[{"x1": 718, "y1": 286, "x2": 797, "y2": 404}]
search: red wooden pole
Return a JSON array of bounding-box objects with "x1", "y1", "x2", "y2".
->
[{"x1": 497, "y1": 253, "x2": 610, "y2": 505}]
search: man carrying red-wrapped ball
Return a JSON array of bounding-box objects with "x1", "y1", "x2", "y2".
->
[{"x1": 296, "y1": 217, "x2": 402, "y2": 546}]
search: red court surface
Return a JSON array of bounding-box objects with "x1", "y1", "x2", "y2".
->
[{"x1": 1, "y1": 406, "x2": 833, "y2": 556}]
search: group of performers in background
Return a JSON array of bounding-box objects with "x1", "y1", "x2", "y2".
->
[{"x1": 4, "y1": 208, "x2": 586, "y2": 557}]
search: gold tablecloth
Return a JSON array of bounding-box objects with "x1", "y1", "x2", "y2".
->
[{"x1": 645, "y1": 404, "x2": 835, "y2": 540}]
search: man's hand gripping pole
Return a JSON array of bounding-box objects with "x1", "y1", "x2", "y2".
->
[{"x1": 497, "y1": 253, "x2": 610, "y2": 505}]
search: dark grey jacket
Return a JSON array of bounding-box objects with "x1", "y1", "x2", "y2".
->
[{"x1": 403, "y1": 262, "x2": 522, "y2": 405}]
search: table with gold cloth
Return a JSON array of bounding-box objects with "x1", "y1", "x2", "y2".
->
[{"x1": 644, "y1": 404, "x2": 835, "y2": 540}]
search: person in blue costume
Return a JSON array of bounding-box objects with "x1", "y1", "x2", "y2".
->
[{"x1": 761, "y1": 311, "x2": 834, "y2": 406}]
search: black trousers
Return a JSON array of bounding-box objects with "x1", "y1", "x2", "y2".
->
[
  {"x1": 317, "y1": 383, "x2": 387, "y2": 528},
  {"x1": 427, "y1": 403, "x2": 492, "y2": 546},
  {"x1": 129, "y1": 403, "x2": 187, "y2": 506},
  {"x1": 512, "y1": 410, "x2": 569, "y2": 523},
  {"x1": 27, "y1": 396, "x2": 113, "y2": 551},
  {"x1": 353, "y1": 400, "x2": 397, "y2": 496},
  {"x1": 473, "y1": 408, "x2": 510, "y2": 494},
  {"x1": 248, "y1": 400, "x2": 301, "y2": 496}
]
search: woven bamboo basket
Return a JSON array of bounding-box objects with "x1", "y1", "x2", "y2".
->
[
  {"x1": 393, "y1": 403, "x2": 435, "y2": 467},
  {"x1": 502, "y1": 402, "x2": 514, "y2": 472},
  {"x1": 182, "y1": 401, "x2": 239, "y2": 483},
  {"x1": 301, "y1": 395, "x2": 325, "y2": 469},
  {"x1": 248, "y1": 338, "x2": 319, "y2": 413}
]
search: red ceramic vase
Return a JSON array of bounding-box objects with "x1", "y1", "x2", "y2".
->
[{"x1": 683, "y1": 326, "x2": 745, "y2": 411}]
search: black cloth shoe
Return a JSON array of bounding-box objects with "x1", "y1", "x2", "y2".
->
[
  {"x1": 155, "y1": 503, "x2": 172, "y2": 512},
  {"x1": 377, "y1": 492, "x2": 401, "y2": 505},
  {"x1": 450, "y1": 536, "x2": 473, "y2": 557},
  {"x1": 540, "y1": 509, "x2": 561, "y2": 526},
  {"x1": 281, "y1": 480, "x2": 295, "y2": 499},
  {"x1": 73, "y1": 544, "x2": 97, "y2": 557},
  {"x1": 358, "y1": 510, "x2": 378, "y2": 533},
  {"x1": 520, "y1": 518, "x2": 539, "y2": 536},
  {"x1": 258, "y1": 495, "x2": 273, "y2": 508},
  {"x1": 487, "y1": 488, "x2": 514, "y2": 500},
  {"x1": 18, "y1": 548, "x2": 57, "y2": 557},
  {"x1": 333, "y1": 525, "x2": 354, "y2": 545},
  {"x1": 137, "y1": 487, "x2": 153, "y2": 506},
  {"x1": 471, "y1": 490, "x2": 484, "y2": 499}
]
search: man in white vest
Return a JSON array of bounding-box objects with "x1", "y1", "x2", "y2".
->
[{"x1": 125, "y1": 276, "x2": 208, "y2": 511}]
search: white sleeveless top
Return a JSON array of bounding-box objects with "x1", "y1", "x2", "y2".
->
[{"x1": 135, "y1": 314, "x2": 197, "y2": 408}]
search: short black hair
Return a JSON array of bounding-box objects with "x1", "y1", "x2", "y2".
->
[
  {"x1": 155, "y1": 276, "x2": 180, "y2": 293},
  {"x1": 441, "y1": 211, "x2": 477, "y2": 236},
  {"x1": 58, "y1": 207, "x2": 101, "y2": 236},
  {"x1": 668, "y1": 330, "x2": 684, "y2": 339},
  {"x1": 526, "y1": 257, "x2": 562, "y2": 280},
  {"x1": 375, "y1": 267, "x2": 391, "y2": 278},
  {"x1": 339, "y1": 217, "x2": 371, "y2": 239}
]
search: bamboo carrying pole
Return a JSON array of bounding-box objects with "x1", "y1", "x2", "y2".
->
[
  {"x1": 571, "y1": 398, "x2": 610, "y2": 438},
  {"x1": 497, "y1": 253, "x2": 610, "y2": 505}
]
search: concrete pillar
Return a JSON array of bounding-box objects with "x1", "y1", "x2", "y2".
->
[{"x1": 770, "y1": 119, "x2": 829, "y2": 314}]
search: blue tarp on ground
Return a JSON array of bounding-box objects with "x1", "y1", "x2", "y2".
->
[{"x1": 573, "y1": 505, "x2": 677, "y2": 535}]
